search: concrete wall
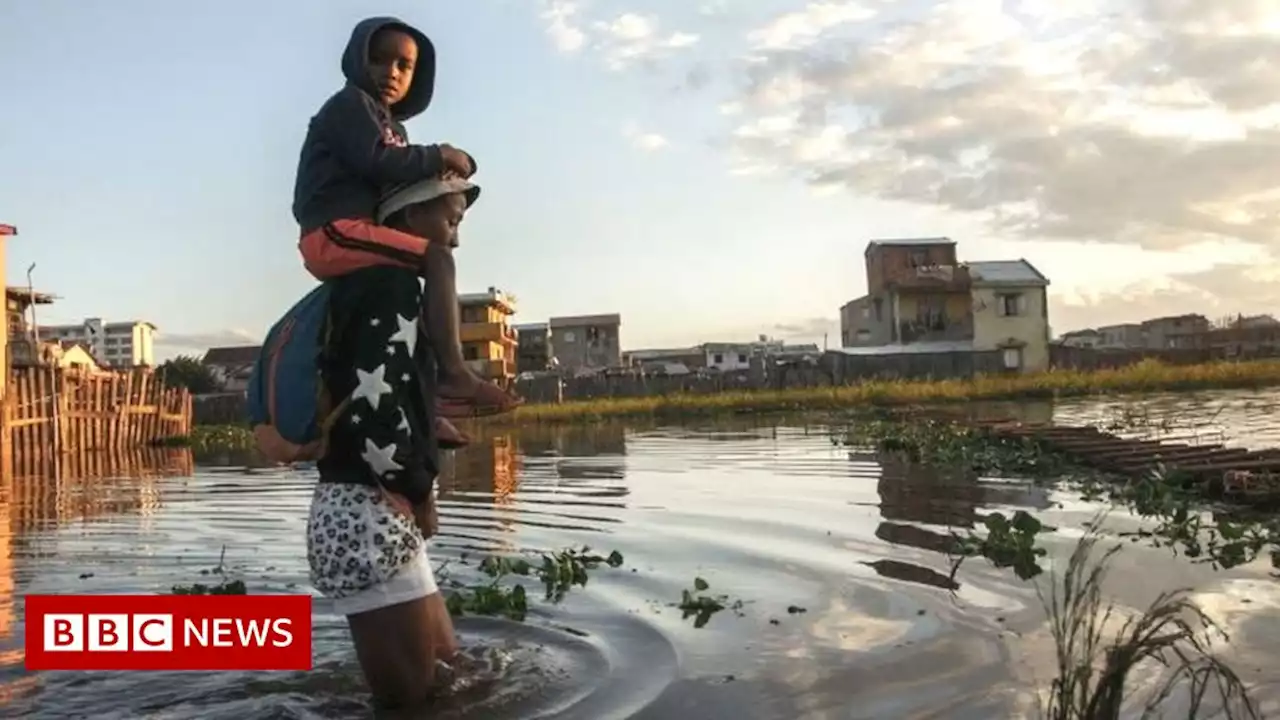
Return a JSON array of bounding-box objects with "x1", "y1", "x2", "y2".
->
[
  {"x1": 866, "y1": 243, "x2": 959, "y2": 296},
  {"x1": 551, "y1": 322, "x2": 621, "y2": 370},
  {"x1": 840, "y1": 295, "x2": 892, "y2": 346},
  {"x1": 826, "y1": 349, "x2": 1005, "y2": 382},
  {"x1": 971, "y1": 285, "x2": 1049, "y2": 372}
]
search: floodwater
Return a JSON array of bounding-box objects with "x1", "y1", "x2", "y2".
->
[{"x1": 3, "y1": 389, "x2": 1280, "y2": 719}]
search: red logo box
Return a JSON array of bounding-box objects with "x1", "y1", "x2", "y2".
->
[{"x1": 25, "y1": 594, "x2": 312, "y2": 671}]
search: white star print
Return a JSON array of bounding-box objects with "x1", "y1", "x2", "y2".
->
[
  {"x1": 402, "y1": 373, "x2": 411, "y2": 382},
  {"x1": 361, "y1": 438, "x2": 404, "y2": 476},
  {"x1": 352, "y1": 364, "x2": 393, "y2": 411},
  {"x1": 396, "y1": 407, "x2": 410, "y2": 433},
  {"x1": 351, "y1": 413, "x2": 362, "y2": 425},
  {"x1": 369, "y1": 317, "x2": 381, "y2": 327},
  {"x1": 388, "y1": 314, "x2": 419, "y2": 357},
  {"x1": 386, "y1": 345, "x2": 396, "y2": 356}
]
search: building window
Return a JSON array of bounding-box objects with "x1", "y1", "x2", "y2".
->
[
  {"x1": 909, "y1": 250, "x2": 927, "y2": 266},
  {"x1": 998, "y1": 293, "x2": 1026, "y2": 316},
  {"x1": 586, "y1": 326, "x2": 600, "y2": 343},
  {"x1": 861, "y1": 306, "x2": 870, "y2": 319},
  {"x1": 737, "y1": 353, "x2": 747, "y2": 363},
  {"x1": 1002, "y1": 347, "x2": 1023, "y2": 370},
  {"x1": 563, "y1": 331, "x2": 576, "y2": 343},
  {"x1": 713, "y1": 353, "x2": 724, "y2": 364}
]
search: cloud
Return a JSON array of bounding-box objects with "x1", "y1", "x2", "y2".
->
[
  {"x1": 528, "y1": 0, "x2": 1280, "y2": 323},
  {"x1": 746, "y1": 2, "x2": 877, "y2": 51},
  {"x1": 594, "y1": 13, "x2": 699, "y2": 71},
  {"x1": 720, "y1": 0, "x2": 1280, "y2": 319},
  {"x1": 729, "y1": 1, "x2": 1280, "y2": 253},
  {"x1": 541, "y1": 0, "x2": 586, "y2": 53},
  {"x1": 623, "y1": 123, "x2": 669, "y2": 151}
]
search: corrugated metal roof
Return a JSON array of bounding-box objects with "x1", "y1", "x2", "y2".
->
[
  {"x1": 833, "y1": 340, "x2": 975, "y2": 356},
  {"x1": 866, "y1": 236, "x2": 954, "y2": 247},
  {"x1": 967, "y1": 260, "x2": 1048, "y2": 286}
]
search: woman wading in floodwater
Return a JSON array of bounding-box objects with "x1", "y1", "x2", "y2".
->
[{"x1": 306, "y1": 175, "x2": 483, "y2": 713}]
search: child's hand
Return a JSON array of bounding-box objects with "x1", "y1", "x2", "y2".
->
[{"x1": 438, "y1": 144, "x2": 475, "y2": 178}]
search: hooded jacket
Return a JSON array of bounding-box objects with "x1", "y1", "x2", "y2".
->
[{"x1": 292, "y1": 17, "x2": 448, "y2": 232}]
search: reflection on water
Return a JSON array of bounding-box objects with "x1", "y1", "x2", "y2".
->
[{"x1": 1, "y1": 391, "x2": 1279, "y2": 718}]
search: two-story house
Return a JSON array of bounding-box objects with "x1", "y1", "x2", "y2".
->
[{"x1": 968, "y1": 260, "x2": 1051, "y2": 372}]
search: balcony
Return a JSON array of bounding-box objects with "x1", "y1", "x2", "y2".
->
[
  {"x1": 898, "y1": 318, "x2": 973, "y2": 344},
  {"x1": 888, "y1": 264, "x2": 972, "y2": 291},
  {"x1": 460, "y1": 322, "x2": 517, "y2": 345}
]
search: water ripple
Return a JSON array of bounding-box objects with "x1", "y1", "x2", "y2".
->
[{"x1": 0, "y1": 392, "x2": 1278, "y2": 718}]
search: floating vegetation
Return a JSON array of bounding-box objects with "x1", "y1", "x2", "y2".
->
[
  {"x1": 441, "y1": 547, "x2": 625, "y2": 621},
  {"x1": 1040, "y1": 517, "x2": 1260, "y2": 720},
  {"x1": 170, "y1": 547, "x2": 248, "y2": 596},
  {"x1": 950, "y1": 510, "x2": 1052, "y2": 582},
  {"x1": 844, "y1": 414, "x2": 1280, "y2": 575},
  {"x1": 675, "y1": 577, "x2": 744, "y2": 629}
]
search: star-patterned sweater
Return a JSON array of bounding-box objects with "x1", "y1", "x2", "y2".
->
[{"x1": 316, "y1": 265, "x2": 438, "y2": 505}]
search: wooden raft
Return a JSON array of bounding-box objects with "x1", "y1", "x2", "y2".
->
[{"x1": 972, "y1": 420, "x2": 1280, "y2": 502}]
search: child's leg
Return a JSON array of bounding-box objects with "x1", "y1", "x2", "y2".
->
[
  {"x1": 299, "y1": 219, "x2": 426, "y2": 281},
  {"x1": 420, "y1": 243, "x2": 518, "y2": 411}
]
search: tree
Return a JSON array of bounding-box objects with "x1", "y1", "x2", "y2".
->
[{"x1": 158, "y1": 354, "x2": 220, "y2": 394}]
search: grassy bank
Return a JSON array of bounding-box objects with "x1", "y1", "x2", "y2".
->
[{"x1": 501, "y1": 358, "x2": 1280, "y2": 424}]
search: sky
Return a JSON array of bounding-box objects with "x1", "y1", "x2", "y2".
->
[{"x1": 1, "y1": 0, "x2": 1278, "y2": 360}]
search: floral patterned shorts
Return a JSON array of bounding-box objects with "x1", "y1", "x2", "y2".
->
[{"x1": 306, "y1": 483, "x2": 438, "y2": 615}]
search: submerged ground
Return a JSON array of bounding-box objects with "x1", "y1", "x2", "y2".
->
[{"x1": 2, "y1": 388, "x2": 1279, "y2": 718}]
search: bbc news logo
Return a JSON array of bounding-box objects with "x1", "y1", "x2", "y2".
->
[{"x1": 25, "y1": 594, "x2": 312, "y2": 671}]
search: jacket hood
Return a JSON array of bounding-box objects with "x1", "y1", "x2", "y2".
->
[{"x1": 341, "y1": 16, "x2": 436, "y2": 121}]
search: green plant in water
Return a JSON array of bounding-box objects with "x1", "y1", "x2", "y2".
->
[
  {"x1": 442, "y1": 546, "x2": 624, "y2": 621},
  {"x1": 949, "y1": 510, "x2": 1052, "y2": 583},
  {"x1": 676, "y1": 577, "x2": 742, "y2": 629},
  {"x1": 1040, "y1": 515, "x2": 1259, "y2": 720},
  {"x1": 170, "y1": 546, "x2": 248, "y2": 595}
]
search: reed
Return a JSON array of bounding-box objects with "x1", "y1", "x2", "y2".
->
[
  {"x1": 498, "y1": 359, "x2": 1280, "y2": 425},
  {"x1": 1040, "y1": 516, "x2": 1259, "y2": 719}
]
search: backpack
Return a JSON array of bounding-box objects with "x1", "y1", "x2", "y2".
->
[{"x1": 245, "y1": 284, "x2": 350, "y2": 464}]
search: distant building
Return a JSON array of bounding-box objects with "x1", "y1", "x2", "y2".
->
[
  {"x1": 202, "y1": 345, "x2": 261, "y2": 392},
  {"x1": 1096, "y1": 323, "x2": 1144, "y2": 349},
  {"x1": 513, "y1": 322, "x2": 552, "y2": 374},
  {"x1": 549, "y1": 313, "x2": 621, "y2": 371},
  {"x1": 703, "y1": 342, "x2": 754, "y2": 371},
  {"x1": 968, "y1": 260, "x2": 1051, "y2": 372},
  {"x1": 40, "y1": 318, "x2": 157, "y2": 368},
  {"x1": 622, "y1": 346, "x2": 704, "y2": 374},
  {"x1": 459, "y1": 287, "x2": 518, "y2": 382},
  {"x1": 1142, "y1": 314, "x2": 1210, "y2": 350},
  {"x1": 1057, "y1": 329, "x2": 1102, "y2": 348},
  {"x1": 54, "y1": 342, "x2": 105, "y2": 372},
  {"x1": 6, "y1": 287, "x2": 57, "y2": 368},
  {"x1": 836, "y1": 240, "x2": 1052, "y2": 374}
]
